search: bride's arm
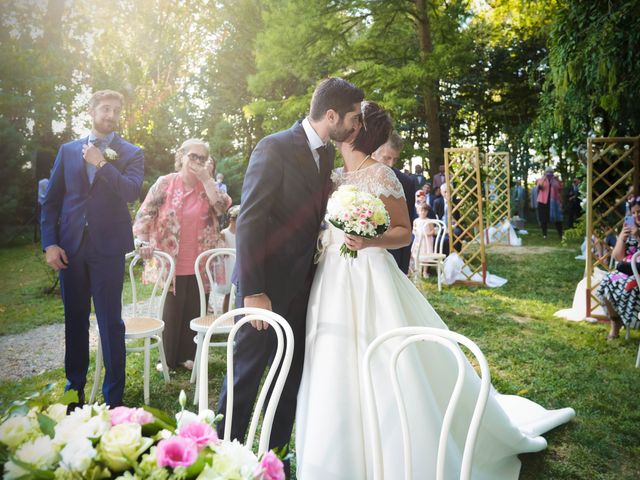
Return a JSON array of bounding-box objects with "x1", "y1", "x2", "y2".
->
[{"x1": 344, "y1": 195, "x2": 411, "y2": 251}]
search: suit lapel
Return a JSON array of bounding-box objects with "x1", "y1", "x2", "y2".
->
[{"x1": 77, "y1": 137, "x2": 90, "y2": 191}]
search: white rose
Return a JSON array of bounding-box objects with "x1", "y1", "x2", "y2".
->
[
  {"x1": 60, "y1": 437, "x2": 97, "y2": 472},
  {"x1": 0, "y1": 415, "x2": 38, "y2": 449},
  {"x1": 14, "y1": 435, "x2": 60, "y2": 470},
  {"x1": 175, "y1": 409, "x2": 199, "y2": 430},
  {"x1": 198, "y1": 440, "x2": 257, "y2": 479},
  {"x1": 53, "y1": 417, "x2": 84, "y2": 446},
  {"x1": 46, "y1": 404, "x2": 69, "y2": 423},
  {"x1": 98, "y1": 423, "x2": 150, "y2": 472},
  {"x1": 79, "y1": 414, "x2": 111, "y2": 439}
]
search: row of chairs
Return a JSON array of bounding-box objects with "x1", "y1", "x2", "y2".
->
[
  {"x1": 87, "y1": 246, "x2": 491, "y2": 478},
  {"x1": 90, "y1": 248, "x2": 237, "y2": 405}
]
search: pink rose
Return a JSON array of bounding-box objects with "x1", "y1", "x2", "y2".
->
[
  {"x1": 255, "y1": 451, "x2": 285, "y2": 480},
  {"x1": 110, "y1": 407, "x2": 154, "y2": 426},
  {"x1": 156, "y1": 436, "x2": 198, "y2": 468},
  {"x1": 178, "y1": 421, "x2": 218, "y2": 451}
]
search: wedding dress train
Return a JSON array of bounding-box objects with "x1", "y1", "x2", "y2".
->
[{"x1": 295, "y1": 164, "x2": 575, "y2": 480}]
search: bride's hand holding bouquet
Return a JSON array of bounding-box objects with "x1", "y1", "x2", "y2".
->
[{"x1": 326, "y1": 185, "x2": 390, "y2": 258}]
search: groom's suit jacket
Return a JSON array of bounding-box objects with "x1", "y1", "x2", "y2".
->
[
  {"x1": 236, "y1": 121, "x2": 334, "y2": 310},
  {"x1": 41, "y1": 134, "x2": 144, "y2": 257}
]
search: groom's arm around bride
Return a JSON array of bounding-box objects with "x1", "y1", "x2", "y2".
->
[{"x1": 216, "y1": 78, "x2": 364, "y2": 476}]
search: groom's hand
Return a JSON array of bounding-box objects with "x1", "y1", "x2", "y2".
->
[{"x1": 244, "y1": 293, "x2": 272, "y2": 330}]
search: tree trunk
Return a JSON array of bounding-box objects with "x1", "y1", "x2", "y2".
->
[
  {"x1": 33, "y1": 0, "x2": 65, "y2": 150},
  {"x1": 414, "y1": 0, "x2": 444, "y2": 179}
]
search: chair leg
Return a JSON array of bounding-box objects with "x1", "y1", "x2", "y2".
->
[
  {"x1": 191, "y1": 332, "x2": 203, "y2": 384},
  {"x1": 156, "y1": 336, "x2": 170, "y2": 383},
  {"x1": 636, "y1": 343, "x2": 640, "y2": 368},
  {"x1": 437, "y1": 262, "x2": 442, "y2": 292},
  {"x1": 193, "y1": 332, "x2": 205, "y2": 405},
  {"x1": 143, "y1": 337, "x2": 150, "y2": 405},
  {"x1": 625, "y1": 325, "x2": 631, "y2": 341},
  {"x1": 89, "y1": 340, "x2": 103, "y2": 404}
]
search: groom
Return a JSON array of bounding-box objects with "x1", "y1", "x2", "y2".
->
[{"x1": 218, "y1": 78, "x2": 364, "y2": 472}]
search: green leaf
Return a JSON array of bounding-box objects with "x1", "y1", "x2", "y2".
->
[
  {"x1": 58, "y1": 390, "x2": 79, "y2": 406},
  {"x1": 36, "y1": 413, "x2": 56, "y2": 439},
  {"x1": 142, "y1": 405, "x2": 176, "y2": 430}
]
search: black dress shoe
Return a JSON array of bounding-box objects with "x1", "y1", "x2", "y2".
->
[{"x1": 65, "y1": 389, "x2": 85, "y2": 414}]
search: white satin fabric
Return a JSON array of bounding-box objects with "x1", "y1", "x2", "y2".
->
[{"x1": 296, "y1": 224, "x2": 575, "y2": 480}]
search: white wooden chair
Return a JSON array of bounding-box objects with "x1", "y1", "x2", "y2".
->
[
  {"x1": 362, "y1": 327, "x2": 491, "y2": 480},
  {"x1": 631, "y1": 251, "x2": 640, "y2": 368},
  {"x1": 90, "y1": 250, "x2": 174, "y2": 405},
  {"x1": 415, "y1": 219, "x2": 447, "y2": 291},
  {"x1": 196, "y1": 307, "x2": 294, "y2": 456},
  {"x1": 189, "y1": 248, "x2": 236, "y2": 403}
]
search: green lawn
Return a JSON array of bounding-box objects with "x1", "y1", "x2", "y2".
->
[{"x1": 0, "y1": 228, "x2": 639, "y2": 479}]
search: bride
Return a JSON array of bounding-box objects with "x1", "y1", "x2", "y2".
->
[{"x1": 295, "y1": 101, "x2": 575, "y2": 479}]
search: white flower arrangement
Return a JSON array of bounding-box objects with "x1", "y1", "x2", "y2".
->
[
  {"x1": 326, "y1": 184, "x2": 391, "y2": 258},
  {"x1": 0, "y1": 387, "x2": 285, "y2": 480},
  {"x1": 104, "y1": 147, "x2": 119, "y2": 161}
]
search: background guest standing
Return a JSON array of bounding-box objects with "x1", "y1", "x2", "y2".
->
[
  {"x1": 133, "y1": 139, "x2": 231, "y2": 371},
  {"x1": 372, "y1": 131, "x2": 416, "y2": 274},
  {"x1": 40, "y1": 90, "x2": 144, "y2": 407},
  {"x1": 536, "y1": 166, "x2": 564, "y2": 239}
]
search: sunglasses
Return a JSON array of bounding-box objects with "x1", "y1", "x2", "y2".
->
[{"x1": 187, "y1": 152, "x2": 207, "y2": 165}]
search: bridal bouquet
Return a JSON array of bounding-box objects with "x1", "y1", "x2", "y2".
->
[
  {"x1": 326, "y1": 184, "x2": 390, "y2": 258},
  {"x1": 0, "y1": 387, "x2": 284, "y2": 480}
]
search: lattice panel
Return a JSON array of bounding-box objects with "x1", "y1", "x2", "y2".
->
[
  {"x1": 484, "y1": 152, "x2": 511, "y2": 244},
  {"x1": 585, "y1": 136, "x2": 639, "y2": 318},
  {"x1": 444, "y1": 147, "x2": 486, "y2": 285}
]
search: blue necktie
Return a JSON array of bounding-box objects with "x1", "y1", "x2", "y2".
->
[{"x1": 86, "y1": 138, "x2": 105, "y2": 185}]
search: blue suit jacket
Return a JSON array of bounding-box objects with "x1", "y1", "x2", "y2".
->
[{"x1": 41, "y1": 134, "x2": 144, "y2": 257}]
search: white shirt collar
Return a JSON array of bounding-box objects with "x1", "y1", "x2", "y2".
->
[{"x1": 302, "y1": 117, "x2": 325, "y2": 151}]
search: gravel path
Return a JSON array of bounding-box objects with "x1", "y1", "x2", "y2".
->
[{"x1": 0, "y1": 323, "x2": 99, "y2": 382}]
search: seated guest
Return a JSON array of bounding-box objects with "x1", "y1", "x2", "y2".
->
[
  {"x1": 422, "y1": 182, "x2": 434, "y2": 207},
  {"x1": 133, "y1": 139, "x2": 231, "y2": 370},
  {"x1": 596, "y1": 196, "x2": 640, "y2": 340}
]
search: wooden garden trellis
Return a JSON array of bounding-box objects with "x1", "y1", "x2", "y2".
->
[
  {"x1": 585, "y1": 135, "x2": 640, "y2": 319},
  {"x1": 484, "y1": 152, "x2": 511, "y2": 245},
  {"x1": 444, "y1": 147, "x2": 486, "y2": 286}
]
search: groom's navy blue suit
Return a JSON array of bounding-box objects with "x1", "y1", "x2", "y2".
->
[
  {"x1": 218, "y1": 121, "x2": 334, "y2": 453},
  {"x1": 41, "y1": 134, "x2": 144, "y2": 406}
]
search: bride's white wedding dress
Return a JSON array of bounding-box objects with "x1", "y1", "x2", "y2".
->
[{"x1": 295, "y1": 163, "x2": 575, "y2": 480}]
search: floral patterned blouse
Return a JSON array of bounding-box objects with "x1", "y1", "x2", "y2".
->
[{"x1": 133, "y1": 173, "x2": 232, "y2": 290}]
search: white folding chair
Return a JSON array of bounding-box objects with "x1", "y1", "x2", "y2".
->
[
  {"x1": 90, "y1": 250, "x2": 174, "y2": 405},
  {"x1": 631, "y1": 251, "x2": 640, "y2": 368},
  {"x1": 362, "y1": 327, "x2": 491, "y2": 480},
  {"x1": 415, "y1": 219, "x2": 447, "y2": 291},
  {"x1": 196, "y1": 307, "x2": 294, "y2": 457},
  {"x1": 189, "y1": 248, "x2": 236, "y2": 403}
]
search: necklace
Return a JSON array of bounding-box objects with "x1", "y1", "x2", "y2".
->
[{"x1": 353, "y1": 154, "x2": 371, "y2": 172}]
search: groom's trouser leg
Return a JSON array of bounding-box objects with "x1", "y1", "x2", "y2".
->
[
  {"x1": 216, "y1": 286, "x2": 309, "y2": 449},
  {"x1": 268, "y1": 286, "x2": 308, "y2": 450},
  {"x1": 60, "y1": 239, "x2": 92, "y2": 397},
  {"x1": 217, "y1": 294, "x2": 278, "y2": 441}
]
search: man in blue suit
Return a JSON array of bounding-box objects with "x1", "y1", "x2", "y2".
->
[{"x1": 41, "y1": 90, "x2": 144, "y2": 407}]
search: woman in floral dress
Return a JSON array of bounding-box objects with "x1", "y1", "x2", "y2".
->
[
  {"x1": 596, "y1": 197, "x2": 640, "y2": 339},
  {"x1": 133, "y1": 139, "x2": 231, "y2": 369}
]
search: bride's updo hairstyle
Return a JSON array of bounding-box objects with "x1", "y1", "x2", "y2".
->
[{"x1": 351, "y1": 101, "x2": 392, "y2": 156}]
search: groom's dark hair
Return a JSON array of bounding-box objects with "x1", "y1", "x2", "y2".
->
[{"x1": 309, "y1": 78, "x2": 364, "y2": 121}]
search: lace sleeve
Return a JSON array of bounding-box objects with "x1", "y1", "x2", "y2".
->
[{"x1": 371, "y1": 164, "x2": 405, "y2": 199}]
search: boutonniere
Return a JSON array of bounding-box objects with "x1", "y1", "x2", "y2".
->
[{"x1": 104, "y1": 148, "x2": 119, "y2": 162}]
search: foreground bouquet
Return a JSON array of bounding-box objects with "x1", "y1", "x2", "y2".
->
[
  {"x1": 0, "y1": 387, "x2": 284, "y2": 480},
  {"x1": 326, "y1": 184, "x2": 390, "y2": 258}
]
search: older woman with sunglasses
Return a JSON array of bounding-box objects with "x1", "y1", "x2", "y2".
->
[{"x1": 133, "y1": 138, "x2": 231, "y2": 370}]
